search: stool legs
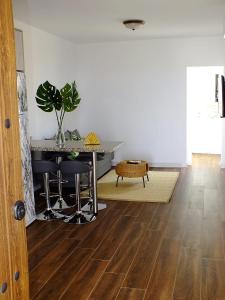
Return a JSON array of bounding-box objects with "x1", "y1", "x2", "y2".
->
[
  {"x1": 116, "y1": 176, "x2": 120, "y2": 187},
  {"x1": 81, "y1": 169, "x2": 94, "y2": 213},
  {"x1": 88, "y1": 169, "x2": 93, "y2": 198},
  {"x1": 52, "y1": 156, "x2": 74, "y2": 209},
  {"x1": 142, "y1": 177, "x2": 145, "y2": 188},
  {"x1": 76, "y1": 173, "x2": 81, "y2": 212},
  {"x1": 81, "y1": 167, "x2": 106, "y2": 212},
  {"x1": 57, "y1": 167, "x2": 63, "y2": 203},
  {"x1": 116, "y1": 175, "x2": 146, "y2": 188},
  {"x1": 44, "y1": 173, "x2": 51, "y2": 209},
  {"x1": 36, "y1": 173, "x2": 65, "y2": 221},
  {"x1": 64, "y1": 173, "x2": 96, "y2": 224}
]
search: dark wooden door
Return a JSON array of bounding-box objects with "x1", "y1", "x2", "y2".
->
[{"x1": 0, "y1": 0, "x2": 29, "y2": 299}]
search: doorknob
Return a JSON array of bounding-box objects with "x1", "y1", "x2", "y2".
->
[{"x1": 14, "y1": 201, "x2": 25, "y2": 220}]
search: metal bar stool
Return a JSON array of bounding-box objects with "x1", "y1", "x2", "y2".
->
[
  {"x1": 51, "y1": 154, "x2": 73, "y2": 209},
  {"x1": 45, "y1": 152, "x2": 73, "y2": 210},
  {"x1": 60, "y1": 161, "x2": 96, "y2": 224},
  {"x1": 32, "y1": 160, "x2": 65, "y2": 221}
]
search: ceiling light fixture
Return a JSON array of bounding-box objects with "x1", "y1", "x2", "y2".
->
[{"x1": 123, "y1": 19, "x2": 145, "y2": 31}]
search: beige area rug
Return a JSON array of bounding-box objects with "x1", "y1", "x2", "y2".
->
[{"x1": 97, "y1": 170, "x2": 179, "y2": 203}]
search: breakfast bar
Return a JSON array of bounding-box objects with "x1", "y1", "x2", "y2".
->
[{"x1": 31, "y1": 139, "x2": 123, "y2": 215}]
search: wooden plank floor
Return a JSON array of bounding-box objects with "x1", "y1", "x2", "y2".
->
[{"x1": 27, "y1": 154, "x2": 225, "y2": 300}]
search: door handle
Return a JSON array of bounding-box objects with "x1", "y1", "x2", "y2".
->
[{"x1": 14, "y1": 201, "x2": 25, "y2": 220}]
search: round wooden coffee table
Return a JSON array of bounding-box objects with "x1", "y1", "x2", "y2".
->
[{"x1": 115, "y1": 160, "x2": 149, "y2": 188}]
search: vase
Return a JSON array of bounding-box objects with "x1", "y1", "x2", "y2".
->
[{"x1": 56, "y1": 124, "x2": 65, "y2": 146}]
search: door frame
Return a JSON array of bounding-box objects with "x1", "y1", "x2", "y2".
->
[
  {"x1": 186, "y1": 66, "x2": 224, "y2": 166},
  {"x1": 0, "y1": 0, "x2": 29, "y2": 298}
]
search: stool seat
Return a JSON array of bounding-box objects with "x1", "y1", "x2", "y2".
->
[
  {"x1": 32, "y1": 160, "x2": 59, "y2": 174},
  {"x1": 60, "y1": 160, "x2": 91, "y2": 174}
]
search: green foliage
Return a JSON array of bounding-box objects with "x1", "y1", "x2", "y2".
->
[
  {"x1": 60, "y1": 82, "x2": 81, "y2": 112},
  {"x1": 35, "y1": 81, "x2": 81, "y2": 126},
  {"x1": 36, "y1": 81, "x2": 62, "y2": 112},
  {"x1": 67, "y1": 151, "x2": 79, "y2": 160}
]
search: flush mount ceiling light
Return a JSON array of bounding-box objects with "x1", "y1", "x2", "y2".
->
[{"x1": 123, "y1": 19, "x2": 145, "y2": 31}]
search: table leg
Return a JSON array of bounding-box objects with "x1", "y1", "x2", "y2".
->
[
  {"x1": 92, "y1": 151, "x2": 107, "y2": 212},
  {"x1": 92, "y1": 151, "x2": 98, "y2": 215}
]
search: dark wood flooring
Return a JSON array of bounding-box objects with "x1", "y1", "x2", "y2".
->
[{"x1": 27, "y1": 154, "x2": 225, "y2": 300}]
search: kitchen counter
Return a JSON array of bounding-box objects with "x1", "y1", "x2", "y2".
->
[{"x1": 31, "y1": 139, "x2": 123, "y2": 153}]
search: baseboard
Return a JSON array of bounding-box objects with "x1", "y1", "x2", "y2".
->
[
  {"x1": 112, "y1": 160, "x2": 186, "y2": 168},
  {"x1": 150, "y1": 162, "x2": 187, "y2": 168}
]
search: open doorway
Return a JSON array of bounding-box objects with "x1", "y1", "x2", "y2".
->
[{"x1": 187, "y1": 66, "x2": 224, "y2": 165}]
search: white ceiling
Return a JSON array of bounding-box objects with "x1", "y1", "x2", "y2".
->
[{"x1": 13, "y1": 0, "x2": 225, "y2": 44}]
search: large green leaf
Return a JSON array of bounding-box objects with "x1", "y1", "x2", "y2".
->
[
  {"x1": 36, "y1": 81, "x2": 62, "y2": 112},
  {"x1": 60, "y1": 81, "x2": 81, "y2": 112}
]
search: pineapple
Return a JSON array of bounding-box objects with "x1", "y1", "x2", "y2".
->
[{"x1": 84, "y1": 132, "x2": 100, "y2": 145}]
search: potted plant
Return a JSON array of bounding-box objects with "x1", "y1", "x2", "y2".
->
[{"x1": 35, "y1": 81, "x2": 81, "y2": 145}]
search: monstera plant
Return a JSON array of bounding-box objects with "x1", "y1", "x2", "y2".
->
[{"x1": 36, "y1": 81, "x2": 81, "y2": 145}]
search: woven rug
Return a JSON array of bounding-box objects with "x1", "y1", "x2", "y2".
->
[{"x1": 97, "y1": 170, "x2": 179, "y2": 203}]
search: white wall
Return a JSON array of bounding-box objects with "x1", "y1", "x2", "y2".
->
[
  {"x1": 14, "y1": 21, "x2": 225, "y2": 166},
  {"x1": 71, "y1": 37, "x2": 225, "y2": 166},
  {"x1": 14, "y1": 20, "x2": 81, "y2": 139}
]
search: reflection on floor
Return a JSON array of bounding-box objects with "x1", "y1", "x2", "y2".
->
[{"x1": 27, "y1": 154, "x2": 225, "y2": 299}]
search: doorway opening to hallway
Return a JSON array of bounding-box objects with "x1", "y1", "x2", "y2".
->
[{"x1": 186, "y1": 66, "x2": 224, "y2": 165}]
